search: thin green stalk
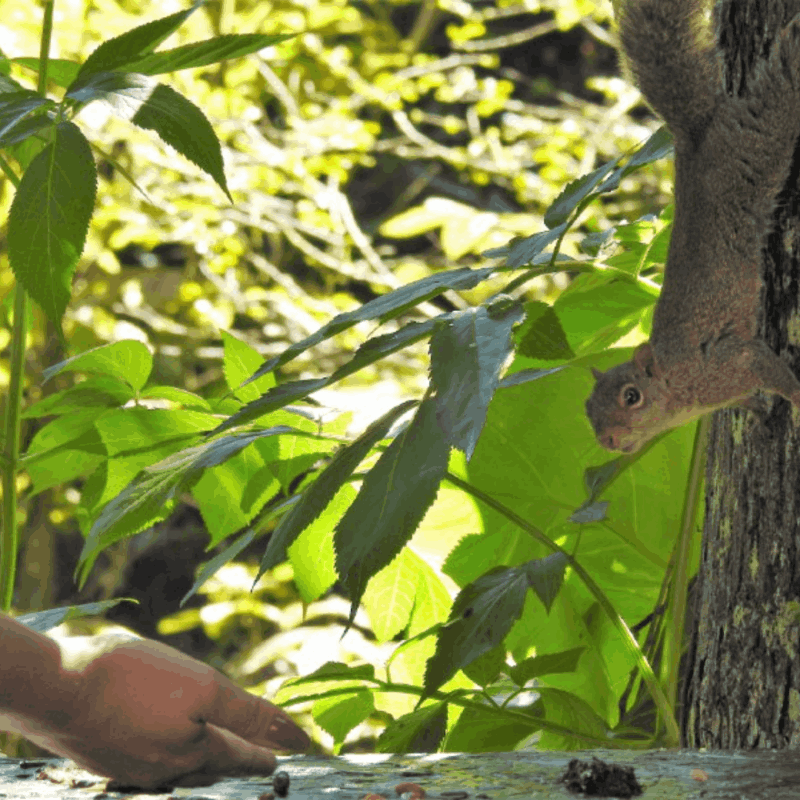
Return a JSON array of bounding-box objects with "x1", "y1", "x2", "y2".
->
[
  {"x1": 662, "y1": 414, "x2": 708, "y2": 736},
  {"x1": 0, "y1": 0, "x2": 55, "y2": 611}
]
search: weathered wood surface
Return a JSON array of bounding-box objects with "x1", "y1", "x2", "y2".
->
[{"x1": 1, "y1": 749, "x2": 800, "y2": 799}]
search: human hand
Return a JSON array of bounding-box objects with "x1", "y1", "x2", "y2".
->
[{"x1": 4, "y1": 631, "x2": 309, "y2": 790}]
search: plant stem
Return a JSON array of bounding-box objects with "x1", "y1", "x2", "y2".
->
[{"x1": 0, "y1": 0, "x2": 55, "y2": 611}]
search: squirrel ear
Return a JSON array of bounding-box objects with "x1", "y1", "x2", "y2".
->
[
  {"x1": 591, "y1": 367, "x2": 604, "y2": 380},
  {"x1": 633, "y1": 342, "x2": 657, "y2": 376}
]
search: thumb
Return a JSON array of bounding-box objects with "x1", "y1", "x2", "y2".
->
[{"x1": 168, "y1": 723, "x2": 278, "y2": 787}]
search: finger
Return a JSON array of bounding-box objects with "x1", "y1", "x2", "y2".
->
[
  {"x1": 167, "y1": 722, "x2": 278, "y2": 787},
  {"x1": 201, "y1": 677, "x2": 310, "y2": 751}
]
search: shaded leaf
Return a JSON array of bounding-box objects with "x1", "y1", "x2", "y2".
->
[
  {"x1": 525, "y1": 551, "x2": 568, "y2": 612},
  {"x1": 132, "y1": 83, "x2": 230, "y2": 201},
  {"x1": 545, "y1": 158, "x2": 621, "y2": 229},
  {"x1": 256, "y1": 400, "x2": 418, "y2": 581},
  {"x1": 498, "y1": 366, "x2": 565, "y2": 389},
  {"x1": 248, "y1": 267, "x2": 495, "y2": 383},
  {"x1": 376, "y1": 702, "x2": 447, "y2": 753},
  {"x1": 515, "y1": 301, "x2": 575, "y2": 360},
  {"x1": 484, "y1": 223, "x2": 567, "y2": 268},
  {"x1": 335, "y1": 399, "x2": 449, "y2": 622},
  {"x1": 0, "y1": 91, "x2": 51, "y2": 144},
  {"x1": 508, "y1": 646, "x2": 587, "y2": 686},
  {"x1": 424, "y1": 565, "x2": 530, "y2": 696},
  {"x1": 570, "y1": 500, "x2": 609, "y2": 524},
  {"x1": 430, "y1": 298, "x2": 524, "y2": 459},
  {"x1": 8, "y1": 121, "x2": 96, "y2": 325},
  {"x1": 17, "y1": 599, "x2": 139, "y2": 632},
  {"x1": 212, "y1": 378, "x2": 331, "y2": 436}
]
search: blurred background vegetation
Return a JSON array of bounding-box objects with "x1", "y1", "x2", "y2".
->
[{"x1": 1, "y1": 0, "x2": 667, "y2": 754}]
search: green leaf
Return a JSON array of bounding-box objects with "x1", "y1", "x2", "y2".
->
[
  {"x1": 287, "y1": 662, "x2": 377, "y2": 685},
  {"x1": 0, "y1": 70, "x2": 26, "y2": 93},
  {"x1": 122, "y1": 33, "x2": 295, "y2": 75},
  {"x1": 42, "y1": 340, "x2": 153, "y2": 392},
  {"x1": 330, "y1": 319, "x2": 438, "y2": 383},
  {"x1": 66, "y1": 70, "x2": 155, "y2": 109},
  {"x1": 75, "y1": 427, "x2": 296, "y2": 587},
  {"x1": 508, "y1": 646, "x2": 587, "y2": 686},
  {"x1": 256, "y1": 400, "x2": 418, "y2": 581},
  {"x1": 313, "y1": 689, "x2": 374, "y2": 746},
  {"x1": 430, "y1": 298, "x2": 524, "y2": 459},
  {"x1": 545, "y1": 157, "x2": 621, "y2": 229},
  {"x1": 444, "y1": 701, "x2": 543, "y2": 752},
  {"x1": 376, "y1": 702, "x2": 447, "y2": 753},
  {"x1": 526, "y1": 551, "x2": 568, "y2": 612},
  {"x1": 484, "y1": 223, "x2": 567, "y2": 268},
  {"x1": 8, "y1": 121, "x2": 97, "y2": 325},
  {"x1": 535, "y1": 687, "x2": 612, "y2": 749},
  {"x1": 0, "y1": 91, "x2": 52, "y2": 144},
  {"x1": 214, "y1": 322, "x2": 433, "y2": 435},
  {"x1": 335, "y1": 399, "x2": 450, "y2": 621},
  {"x1": 180, "y1": 498, "x2": 298, "y2": 607},
  {"x1": 16, "y1": 599, "x2": 139, "y2": 632},
  {"x1": 23, "y1": 376, "x2": 134, "y2": 417},
  {"x1": 11, "y1": 58, "x2": 81, "y2": 87},
  {"x1": 515, "y1": 301, "x2": 576, "y2": 360},
  {"x1": 423, "y1": 565, "x2": 530, "y2": 696},
  {"x1": 222, "y1": 330, "x2": 276, "y2": 401},
  {"x1": 462, "y1": 642, "x2": 506, "y2": 687},
  {"x1": 0, "y1": 114, "x2": 53, "y2": 148},
  {"x1": 77, "y1": 1, "x2": 204, "y2": 78},
  {"x1": 498, "y1": 365, "x2": 565, "y2": 389},
  {"x1": 132, "y1": 83, "x2": 230, "y2": 201},
  {"x1": 213, "y1": 378, "x2": 330, "y2": 435},
  {"x1": 247, "y1": 267, "x2": 495, "y2": 383}
]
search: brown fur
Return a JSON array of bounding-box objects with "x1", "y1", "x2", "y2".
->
[{"x1": 586, "y1": 0, "x2": 800, "y2": 452}]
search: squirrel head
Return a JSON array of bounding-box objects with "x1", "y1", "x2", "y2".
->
[{"x1": 585, "y1": 343, "x2": 681, "y2": 452}]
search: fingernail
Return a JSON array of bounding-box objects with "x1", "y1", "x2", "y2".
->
[{"x1": 267, "y1": 713, "x2": 311, "y2": 750}]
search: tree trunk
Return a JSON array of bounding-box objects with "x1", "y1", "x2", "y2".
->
[{"x1": 682, "y1": 0, "x2": 800, "y2": 747}]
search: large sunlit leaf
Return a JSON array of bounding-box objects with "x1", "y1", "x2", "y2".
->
[{"x1": 42, "y1": 340, "x2": 153, "y2": 392}]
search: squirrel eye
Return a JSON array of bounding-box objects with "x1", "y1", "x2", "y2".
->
[{"x1": 622, "y1": 385, "x2": 642, "y2": 407}]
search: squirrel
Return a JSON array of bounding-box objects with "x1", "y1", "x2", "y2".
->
[{"x1": 585, "y1": 0, "x2": 800, "y2": 452}]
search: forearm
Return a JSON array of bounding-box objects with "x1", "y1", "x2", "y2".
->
[{"x1": 0, "y1": 610, "x2": 76, "y2": 732}]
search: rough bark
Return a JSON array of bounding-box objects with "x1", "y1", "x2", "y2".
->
[{"x1": 682, "y1": 0, "x2": 800, "y2": 748}]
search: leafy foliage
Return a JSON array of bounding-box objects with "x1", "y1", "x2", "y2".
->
[{"x1": 1, "y1": 0, "x2": 703, "y2": 761}]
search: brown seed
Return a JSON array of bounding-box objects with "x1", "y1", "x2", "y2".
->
[
  {"x1": 361, "y1": 795, "x2": 388, "y2": 800},
  {"x1": 690, "y1": 768, "x2": 709, "y2": 782},
  {"x1": 395, "y1": 783, "x2": 426, "y2": 798},
  {"x1": 258, "y1": 793, "x2": 275, "y2": 800}
]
